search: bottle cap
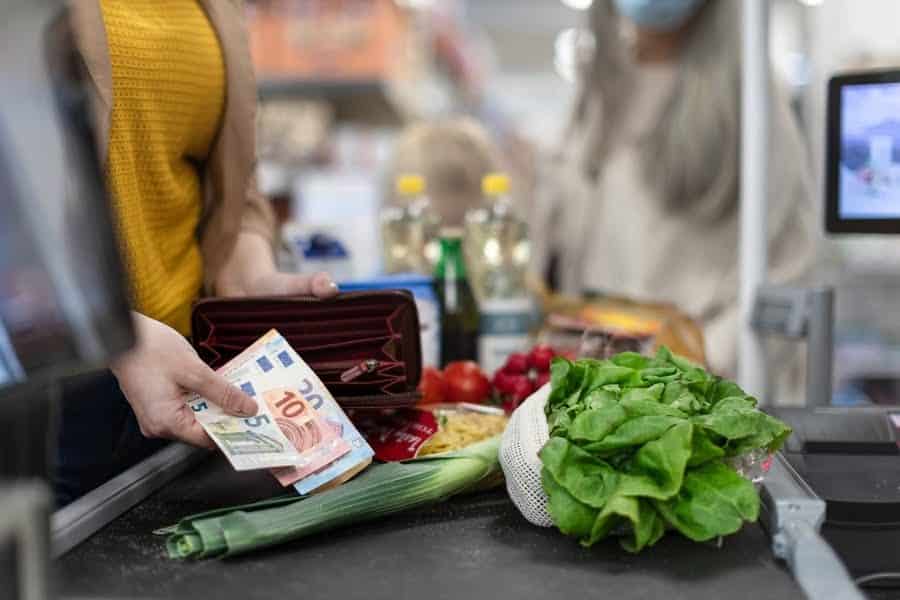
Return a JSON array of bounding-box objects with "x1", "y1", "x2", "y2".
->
[
  {"x1": 482, "y1": 172, "x2": 510, "y2": 196},
  {"x1": 395, "y1": 174, "x2": 426, "y2": 196}
]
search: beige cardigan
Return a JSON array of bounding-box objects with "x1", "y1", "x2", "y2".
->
[{"x1": 68, "y1": 0, "x2": 274, "y2": 291}]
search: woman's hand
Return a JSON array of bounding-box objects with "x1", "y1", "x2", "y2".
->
[
  {"x1": 215, "y1": 232, "x2": 339, "y2": 298},
  {"x1": 111, "y1": 313, "x2": 258, "y2": 448}
]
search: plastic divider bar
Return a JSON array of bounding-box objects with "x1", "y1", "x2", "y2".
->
[
  {"x1": 760, "y1": 453, "x2": 864, "y2": 600},
  {"x1": 52, "y1": 443, "x2": 207, "y2": 557}
]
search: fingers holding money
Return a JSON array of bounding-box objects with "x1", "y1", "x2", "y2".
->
[
  {"x1": 178, "y1": 360, "x2": 258, "y2": 418},
  {"x1": 112, "y1": 313, "x2": 259, "y2": 450},
  {"x1": 170, "y1": 405, "x2": 216, "y2": 450}
]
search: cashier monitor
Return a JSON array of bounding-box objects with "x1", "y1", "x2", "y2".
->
[
  {"x1": 0, "y1": 1, "x2": 133, "y2": 409},
  {"x1": 826, "y1": 69, "x2": 900, "y2": 233}
]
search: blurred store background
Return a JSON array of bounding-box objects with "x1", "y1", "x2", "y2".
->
[{"x1": 246, "y1": 0, "x2": 900, "y2": 406}]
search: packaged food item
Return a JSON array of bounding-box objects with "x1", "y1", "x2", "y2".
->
[
  {"x1": 353, "y1": 403, "x2": 507, "y2": 461},
  {"x1": 352, "y1": 408, "x2": 440, "y2": 462},
  {"x1": 537, "y1": 293, "x2": 706, "y2": 366},
  {"x1": 418, "y1": 404, "x2": 507, "y2": 457}
]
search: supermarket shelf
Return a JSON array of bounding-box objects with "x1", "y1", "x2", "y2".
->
[
  {"x1": 258, "y1": 78, "x2": 386, "y2": 99},
  {"x1": 257, "y1": 78, "x2": 409, "y2": 125}
]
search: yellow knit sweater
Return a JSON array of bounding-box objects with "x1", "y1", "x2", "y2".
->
[{"x1": 101, "y1": 0, "x2": 225, "y2": 336}]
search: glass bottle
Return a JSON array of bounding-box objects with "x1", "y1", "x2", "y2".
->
[{"x1": 434, "y1": 229, "x2": 480, "y2": 366}]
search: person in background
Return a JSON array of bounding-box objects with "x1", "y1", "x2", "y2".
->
[
  {"x1": 384, "y1": 117, "x2": 503, "y2": 227},
  {"x1": 56, "y1": 0, "x2": 337, "y2": 505},
  {"x1": 532, "y1": 0, "x2": 815, "y2": 398}
]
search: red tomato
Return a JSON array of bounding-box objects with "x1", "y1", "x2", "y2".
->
[
  {"x1": 418, "y1": 367, "x2": 447, "y2": 405},
  {"x1": 504, "y1": 353, "x2": 530, "y2": 375},
  {"x1": 444, "y1": 361, "x2": 491, "y2": 404},
  {"x1": 528, "y1": 345, "x2": 556, "y2": 373}
]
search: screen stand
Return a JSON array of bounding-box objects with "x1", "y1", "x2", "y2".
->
[{"x1": 751, "y1": 285, "x2": 834, "y2": 406}]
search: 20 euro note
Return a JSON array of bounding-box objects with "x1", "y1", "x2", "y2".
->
[{"x1": 244, "y1": 331, "x2": 375, "y2": 495}]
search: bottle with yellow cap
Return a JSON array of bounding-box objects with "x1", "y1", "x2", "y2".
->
[
  {"x1": 463, "y1": 172, "x2": 534, "y2": 374},
  {"x1": 380, "y1": 174, "x2": 441, "y2": 274}
]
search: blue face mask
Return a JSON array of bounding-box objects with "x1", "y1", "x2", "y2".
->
[{"x1": 612, "y1": 0, "x2": 705, "y2": 32}]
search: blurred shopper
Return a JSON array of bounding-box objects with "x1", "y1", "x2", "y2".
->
[
  {"x1": 533, "y1": 0, "x2": 815, "y2": 394},
  {"x1": 57, "y1": 0, "x2": 337, "y2": 505},
  {"x1": 385, "y1": 118, "x2": 503, "y2": 227}
]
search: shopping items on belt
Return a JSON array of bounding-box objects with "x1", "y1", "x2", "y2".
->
[
  {"x1": 161, "y1": 435, "x2": 501, "y2": 560},
  {"x1": 537, "y1": 293, "x2": 707, "y2": 366}
]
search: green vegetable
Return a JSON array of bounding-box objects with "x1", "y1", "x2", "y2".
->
[
  {"x1": 541, "y1": 347, "x2": 791, "y2": 553},
  {"x1": 165, "y1": 435, "x2": 501, "y2": 559}
]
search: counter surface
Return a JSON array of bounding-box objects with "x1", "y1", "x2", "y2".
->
[{"x1": 59, "y1": 454, "x2": 804, "y2": 600}]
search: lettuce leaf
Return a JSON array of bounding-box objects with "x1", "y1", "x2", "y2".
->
[
  {"x1": 540, "y1": 437, "x2": 619, "y2": 509},
  {"x1": 653, "y1": 461, "x2": 760, "y2": 542}
]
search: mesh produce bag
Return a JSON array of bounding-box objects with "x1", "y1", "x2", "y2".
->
[
  {"x1": 500, "y1": 364, "x2": 790, "y2": 541},
  {"x1": 499, "y1": 384, "x2": 552, "y2": 527}
]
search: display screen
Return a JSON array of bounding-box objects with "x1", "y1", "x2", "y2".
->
[{"x1": 838, "y1": 82, "x2": 900, "y2": 219}]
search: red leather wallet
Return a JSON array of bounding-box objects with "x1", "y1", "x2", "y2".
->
[{"x1": 191, "y1": 290, "x2": 422, "y2": 409}]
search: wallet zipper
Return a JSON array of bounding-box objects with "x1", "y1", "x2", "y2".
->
[
  {"x1": 338, "y1": 359, "x2": 381, "y2": 383},
  {"x1": 312, "y1": 358, "x2": 422, "y2": 407},
  {"x1": 309, "y1": 359, "x2": 391, "y2": 382}
]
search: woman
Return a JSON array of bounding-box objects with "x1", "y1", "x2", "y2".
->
[
  {"x1": 533, "y1": 0, "x2": 815, "y2": 396},
  {"x1": 57, "y1": 0, "x2": 336, "y2": 504}
]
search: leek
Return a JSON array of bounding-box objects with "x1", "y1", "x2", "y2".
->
[{"x1": 165, "y1": 435, "x2": 501, "y2": 559}]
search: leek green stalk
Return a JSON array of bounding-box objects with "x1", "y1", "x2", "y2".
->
[{"x1": 165, "y1": 435, "x2": 502, "y2": 559}]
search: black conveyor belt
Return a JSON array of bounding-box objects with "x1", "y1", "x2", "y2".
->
[{"x1": 59, "y1": 456, "x2": 805, "y2": 600}]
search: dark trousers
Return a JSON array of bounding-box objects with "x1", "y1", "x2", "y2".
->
[{"x1": 53, "y1": 371, "x2": 166, "y2": 507}]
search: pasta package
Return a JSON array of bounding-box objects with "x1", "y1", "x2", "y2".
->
[
  {"x1": 353, "y1": 404, "x2": 508, "y2": 461},
  {"x1": 418, "y1": 404, "x2": 507, "y2": 457}
]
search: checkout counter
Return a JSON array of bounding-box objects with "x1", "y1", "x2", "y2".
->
[
  {"x1": 57, "y1": 449, "x2": 805, "y2": 600},
  {"x1": 0, "y1": 1, "x2": 897, "y2": 599}
]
